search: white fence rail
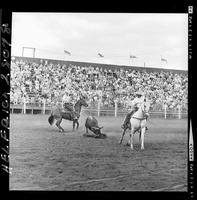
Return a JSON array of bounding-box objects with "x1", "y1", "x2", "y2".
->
[{"x1": 10, "y1": 100, "x2": 188, "y2": 119}]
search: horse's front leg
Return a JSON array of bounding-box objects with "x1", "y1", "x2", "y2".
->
[
  {"x1": 76, "y1": 120, "x2": 79, "y2": 130},
  {"x1": 119, "y1": 128, "x2": 127, "y2": 144},
  {"x1": 140, "y1": 127, "x2": 146, "y2": 150},
  {"x1": 86, "y1": 127, "x2": 88, "y2": 134},
  {"x1": 130, "y1": 129, "x2": 134, "y2": 150},
  {"x1": 73, "y1": 121, "x2": 75, "y2": 131},
  {"x1": 56, "y1": 117, "x2": 64, "y2": 132}
]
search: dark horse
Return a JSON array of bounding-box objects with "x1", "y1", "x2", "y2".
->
[{"x1": 48, "y1": 98, "x2": 88, "y2": 132}]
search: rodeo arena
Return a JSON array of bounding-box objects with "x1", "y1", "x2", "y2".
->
[
  {"x1": 9, "y1": 13, "x2": 188, "y2": 192},
  {"x1": 9, "y1": 53, "x2": 188, "y2": 191}
]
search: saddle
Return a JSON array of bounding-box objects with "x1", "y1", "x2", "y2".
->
[{"x1": 62, "y1": 110, "x2": 78, "y2": 121}]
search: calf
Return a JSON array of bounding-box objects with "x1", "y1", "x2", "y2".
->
[{"x1": 85, "y1": 116, "x2": 103, "y2": 136}]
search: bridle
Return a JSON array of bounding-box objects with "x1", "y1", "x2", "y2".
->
[{"x1": 131, "y1": 102, "x2": 149, "y2": 120}]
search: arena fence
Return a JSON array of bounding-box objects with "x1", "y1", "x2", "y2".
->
[{"x1": 10, "y1": 100, "x2": 188, "y2": 119}]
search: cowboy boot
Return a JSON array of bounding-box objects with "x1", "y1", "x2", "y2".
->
[
  {"x1": 121, "y1": 111, "x2": 133, "y2": 129},
  {"x1": 73, "y1": 112, "x2": 78, "y2": 120},
  {"x1": 69, "y1": 111, "x2": 76, "y2": 120},
  {"x1": 145, "y1": 114, "x2": 149, "y2": 131}
]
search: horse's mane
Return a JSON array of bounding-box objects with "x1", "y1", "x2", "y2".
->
[{"x1": 74, "y1": 98, "x2": 84, "y2": 113}]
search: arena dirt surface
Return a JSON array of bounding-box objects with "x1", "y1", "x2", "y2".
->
[{"x1": 9, "y1": 113, "x2": 187, "y2": 191}]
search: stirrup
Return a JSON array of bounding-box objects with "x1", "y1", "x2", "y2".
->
[{"x1": 73, "y1": 115, "x2": 78, "y2": 120}]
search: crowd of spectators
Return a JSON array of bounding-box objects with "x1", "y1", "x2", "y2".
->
[{"x1": 10, "y1": 58, "x2": 188, "y2": 111}]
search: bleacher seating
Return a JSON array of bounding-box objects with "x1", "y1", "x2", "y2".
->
[{"x1": 10, "y1": 56, "x2": 188, "y2": 112}]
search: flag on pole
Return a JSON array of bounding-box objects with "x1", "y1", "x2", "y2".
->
[
  {"x1": 98, "y1": 53, "x2": 104, "y2": 57},
  {"x1": 64, "y1": 50, "x2": 71, "y2": 55},
  {"x1": 130, "y1": 55, "x2": 137, "y2": 59},
  {"x1": 161, "y1": 57, "x2": 167, "y2": 63}
]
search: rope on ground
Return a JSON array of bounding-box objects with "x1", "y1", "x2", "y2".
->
[
  {"x1": 65, "y1": 175, "x2": 125, "y2": 186},
  {"x1": 153, "y1": 183, "x2": 186, "y2": 191}
]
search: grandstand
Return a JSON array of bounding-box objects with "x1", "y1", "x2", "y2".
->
[{"x1": 10, "y1": 56, "x2": 188, "y2": 119}]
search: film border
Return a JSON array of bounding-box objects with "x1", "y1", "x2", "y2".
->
[
  {"x1": 0, "y1": 8, "x2": 11, "y2": 191},
  {"x1": 0, "y1": 3, "x2": 195, "y2": 200}
]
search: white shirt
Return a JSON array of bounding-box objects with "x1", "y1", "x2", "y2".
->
[{"x1": 130, "y1": 96, "x2": 145, "y2": 108}]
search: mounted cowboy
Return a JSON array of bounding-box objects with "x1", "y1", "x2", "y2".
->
[
  {"x1": 62, "y1": 92, "x2": 77, "y2": 120},
  {"x1": 48, "y1": 93, "x2": 88, "y2": 132},
  {"x1": 121, "y1": 90, "x2": 149, "y2": 130},
  {"x1": 119, "y1": 90, "x2": 150, "y2": 150}
]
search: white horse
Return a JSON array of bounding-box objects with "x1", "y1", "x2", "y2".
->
[{"x1": 119, "y1": 101, "x2": 150, "y2": 150}]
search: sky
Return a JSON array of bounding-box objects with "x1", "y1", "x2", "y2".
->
[{"x1": 11, "y1": 13, "x2": 188, "y2": 70}]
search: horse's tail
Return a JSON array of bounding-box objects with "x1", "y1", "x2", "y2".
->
[{"x1": 48, "y1": 114, "x2": 55, "y2": 126}]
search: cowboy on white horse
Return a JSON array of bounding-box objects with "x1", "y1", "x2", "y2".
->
[
  {"x1": 121, "y1": 90, "x2": 149, "y2": 130},
  {"x1": 119, "y1": 91, "x2": 150, "y2": 150}
]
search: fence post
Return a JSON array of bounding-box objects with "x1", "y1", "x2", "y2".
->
[
  {"x1": 61, "y1": 100, "x2": 64, "y2": 108},
  {"x1": 114, "y1": 100, "x2": 118, "y2": 117},
  {"x1": 43, "y1": 98, "x2": 46, "y2": 114},
  {"x1": 97, "y1": 99, "x2": 101, "y2": 117},
  {"x1": 178, "y1": 104, "x2": 181, "y2": 119},
  {"x1": 23, "y1": 97, "x2": 26, "y2": 114},
  {"x1": 164, "y1": 104, "x2": 167, "y2": 119}
]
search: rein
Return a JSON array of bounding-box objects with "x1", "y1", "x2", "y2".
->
[
  {"x1": 132, "y1": 103, "x2": 149, "y2": 121},
  {"x1": 132, "y1": 116, "x2": 147, "y2": 120}
]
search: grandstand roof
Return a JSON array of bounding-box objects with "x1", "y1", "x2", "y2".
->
[{"x1": 13, "y1": 56, "x2": 188, "y2": 75}]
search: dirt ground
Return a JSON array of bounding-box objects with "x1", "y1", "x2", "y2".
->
[{"x1": 9, "y1": 113, "x2": 187, "y2": 191}]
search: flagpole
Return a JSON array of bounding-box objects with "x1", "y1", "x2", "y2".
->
[
  {"x1": 130, "y1": 56, "x2": 132, "y2": 67},
  {"x1": 129, "y1": 56, "x2": 132, "y2": 67},
  {"x1": 160, "y1": 55, "x2": 168, "y2": 68},
  {"x1": 129, "y1": 54, "x2": 137, "y2": 67}
]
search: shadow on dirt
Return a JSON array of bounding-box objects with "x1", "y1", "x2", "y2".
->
[{"x1": 83, "y1": 133, "x2": 107, "y2": 139}]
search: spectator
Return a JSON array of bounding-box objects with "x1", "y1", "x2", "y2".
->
[{"x1": 10, "y1": 59, "x2": 188, "y2": 111}]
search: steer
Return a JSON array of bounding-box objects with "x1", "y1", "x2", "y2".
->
[{"x1": 85, "y1": 116, "x2": 103, "y2": 136}]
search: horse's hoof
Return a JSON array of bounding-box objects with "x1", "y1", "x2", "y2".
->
[{"x1": 99, "y1": 134, "x2": 107, "y2": 139}]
